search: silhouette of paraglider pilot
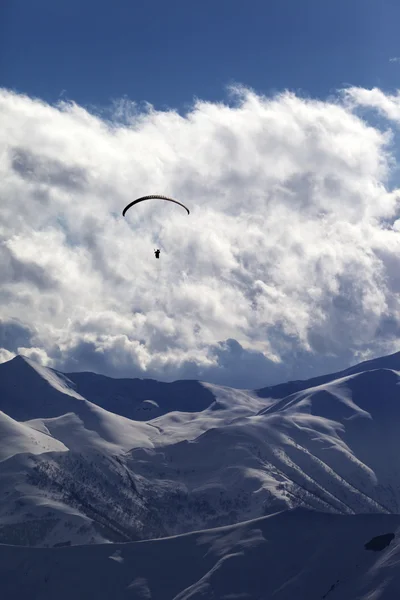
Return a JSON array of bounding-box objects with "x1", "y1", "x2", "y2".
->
[{"x1": 154, "y1": 249, "x2": 160, "y2": 259}]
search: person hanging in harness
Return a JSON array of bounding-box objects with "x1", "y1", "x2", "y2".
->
[{"x1": 154, "y1": 249, "x2": 160, "y2": 259}]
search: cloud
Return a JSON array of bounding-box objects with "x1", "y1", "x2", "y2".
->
[
  {"x1": 344, "y1": 86, "x2": 400, "y2": 124},
  {"x1": 1, "y1": 86, "x2": 400, "y2": 387},
  {"x1": 389, "y1": 57, "x2": 400, "y2": 63},
  {"x1": 0, "y1": 349, "x2": 15, "y2": 364},
  {"x1": 11, "y1": 147, "x2": 87, "y2": 191},
  {"x1": 0, "y1": 318, "x2": 35, "y2": 353}
]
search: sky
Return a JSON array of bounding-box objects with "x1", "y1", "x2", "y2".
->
[
  {"x1": 2, "y1": 0, "x2": 400, "y2": 109},
  {"x1": 1, "y1": 0, "x2": 400, "y2": 388}
]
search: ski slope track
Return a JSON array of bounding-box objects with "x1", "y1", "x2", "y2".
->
[{"x1": 1, "y1": 352, "x2": 400, "y2": 597}]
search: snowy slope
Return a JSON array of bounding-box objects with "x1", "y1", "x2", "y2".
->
[
  {"x1": 0, "y1": 411, "x2": 67, "y2": 462},
  {"x1": 65, "y1": 369, "x2": 218, "y2": 420},
  {"x1": 1, "y1": 353, "x2": 400, "y2": 548},
  {"x1": 256, "y1": 348, "x2": 400, "y2": 399},
  {"x1": 115, "y1": 366, "x2": 400, "y2": 536},
  {"x1": 0, "y1": 355, "x2": 86, "y2": 421},
  {"x1": 0, "y1": 357, "x2": 162, "y2": 546},
  {"x1": 1, "y1": 509, "x2": 400, "y2": 600}
]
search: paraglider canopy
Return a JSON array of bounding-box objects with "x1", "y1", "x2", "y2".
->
[{"x1": 122, "y1": 194, "x2": 190, "y2": 217}]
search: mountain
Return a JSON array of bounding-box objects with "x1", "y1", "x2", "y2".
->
[
  {"x1": 0, "y1": 355, "x2": 216, "y2": 421},
  {"x1": 1, "y1": 351, "x2": 400, "y2": 549},
  {"x1": 64, "y1": 369, "x2": 217, "y2": 420},
  {"x1": 256, "y1": 348, "x2": 400, "y2": 398},
  {"x1": 1, "y1": 509, "x2": 400, "y2": 599}
]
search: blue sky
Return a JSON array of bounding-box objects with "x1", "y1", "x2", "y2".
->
[{"x1": 1, "y1": 0, "x2": 400, "y2": 111}]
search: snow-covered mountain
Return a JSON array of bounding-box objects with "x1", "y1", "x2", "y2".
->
[
  {"x1": 1, "y1": 352, "x2": 400, "y2": 550},
  {"x1": 1, "y1": 509, "x2": 400, "y2": 599}
]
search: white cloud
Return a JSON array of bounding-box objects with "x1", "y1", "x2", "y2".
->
[
  {"x1": 1, "y1": 86, "x2": 400, "y2": 387},
  {"x1": 0, "y1": 349, "x2": 15, "y2": 364},
  {"x1": 17, "y1": 347, "x2": 51, "y2": 366},
  {"x1": 344, "y1": 86, "x2": 400, "y2": 124}
]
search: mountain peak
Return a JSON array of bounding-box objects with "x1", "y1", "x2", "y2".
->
[{"x1": 0, "y1": 353, "x2": 85, "y2": 421}]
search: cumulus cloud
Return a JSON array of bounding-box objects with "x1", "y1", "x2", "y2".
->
[{"x1": 1, "y1": 86, "x2": 400, "y2": 387}]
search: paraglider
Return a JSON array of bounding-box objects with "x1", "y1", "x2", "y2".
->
[
  {"x1": 122, "y1": 194, "x2": 190, "y2": 258},
  {"x1": 122, "y1": 194, "x2": 190, "y2": 217}
]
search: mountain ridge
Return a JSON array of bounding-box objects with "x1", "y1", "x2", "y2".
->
[
  {"x1": 1, "y1": 350, "x2": 400, "y2": 549},
  {"x1": 256, "y1": 349, "x2": 400, "y2": 398}
]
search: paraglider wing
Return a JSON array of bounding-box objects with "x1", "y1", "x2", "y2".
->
[{"x1": 122, "y1": 194, "x2": 190, "y2": 217}]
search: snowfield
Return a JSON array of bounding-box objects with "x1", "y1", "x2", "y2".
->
[{"x1": 1, "y1": 509, "x2": 400, "y2": 599}]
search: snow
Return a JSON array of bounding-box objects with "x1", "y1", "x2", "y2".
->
[
  {"x1": 0, "y1": 510, "x2": 400, "y2": 599},
  {"x1": 0, "y1": 412, "x2": 67, "y2": 462},
  {"x1": 1, "y1": 351, "x2": 400, "y2": 596}
]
